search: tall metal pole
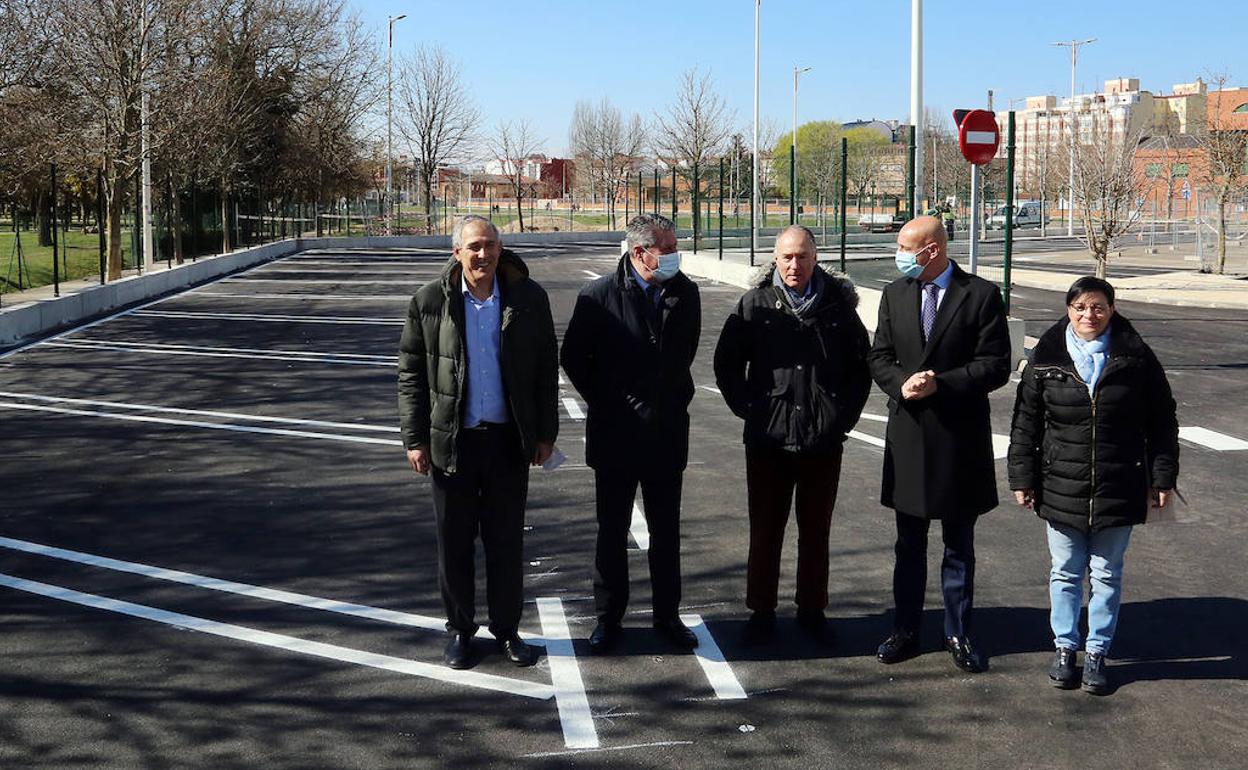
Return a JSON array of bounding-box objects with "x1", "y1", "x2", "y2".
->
[
  {"x1": 791, "y1": 65, "x2": 811, "y2": 225},
  {"x1": 751, "y1": 0, "x2": 761, "y2": 265},
  {"x1": 718, "y1": 156, "x2": 724, "y2": 260},
  {"x1": 906, "y1": 125, "x2": 917, "y2": 219},
  {"x1": 969, "y1": 164, "x2": 981, "y2": 274},
  {"x1": 1003, "y1": 111, "x2": 1016, "y2": 313},
  {"x1": 50, "y1": 163, "x2": 59, "y2": 297},
  {"x1": 910, "y1": 0, "x2": 924, "y2": 211},
  {"x1": 140, "y1": 4, "x2": 153, "y2": 268},
  {"x1": 96, "y1": 167, "x2": 106, "y2": 283},
  {"x1": 1053, "y1": 38, "x2": 1095, "y2": 237},
  {"x1": 386, "y1": 14, "x2": 406, "y2": 237},
  {"x1": 839, "y1": 136, "x2": 848, "y2": 273}
]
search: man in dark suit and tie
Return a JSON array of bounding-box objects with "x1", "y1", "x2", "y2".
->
[{"x1": 868, "y1": 215, "x2": 1011, "y2": 673}]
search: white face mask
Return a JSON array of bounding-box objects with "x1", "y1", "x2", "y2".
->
[
  {"x1": 650, "y1": 251, "x2": 681, "y2": 282},
  {"x1": 894, "y1": 246, "x2": 927, "y2": 279}
]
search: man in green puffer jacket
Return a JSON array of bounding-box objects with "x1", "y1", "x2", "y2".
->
[{"x1": 398, "y1": 216, "x2": 559, "y2": 671}]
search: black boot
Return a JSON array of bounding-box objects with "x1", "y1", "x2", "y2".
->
[{"x1": 1049, "y1": 647, "x2": 1078, "y2": 689}]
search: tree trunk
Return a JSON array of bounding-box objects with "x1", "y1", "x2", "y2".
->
[
  {"x1": 36, "y1": 190, "x2": 52, "y2": 247},
  {"x1": 221, "y1": 192, "x2": 232, "y2": 253},
  {"x1": 423, "y1": 175, "x2": 434, "y2": 235},
  {"x1": 1217, "y1": 196, "x2": 1228, "y2": 275},
  {"x1": 106, "y1": 194, "x2": 123, "y2": 281},
  {"x1": 172, "y1": 192, "x2": 185, "y2": 264},
  {"x1": 516, "y1": 186, "x2": 525, "y2": 233}
]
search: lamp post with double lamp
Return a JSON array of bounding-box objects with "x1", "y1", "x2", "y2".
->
[
  {"x1": 386, "y1": 14, "x2": 407, "y2": 236},
  {"x1": 790, "y1": 65, "x2": 811, "y2": 224},
  {"x1": 751, "y1": 0, "x2": 761, "y2": 265},
  {"x1": 1053, "y1": 37, "x2": 1095, "y2": 237}
]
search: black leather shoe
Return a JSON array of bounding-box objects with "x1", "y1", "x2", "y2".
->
[
  {"x1": 945, "y1": 636, "x2": 988, "y2": 673},
  {"x1": 877, "y1": 630, "x2": 919, "y2": 664},
  {"x1": 443, "y1": 632, "x2": 474, "y2": 670},
  {"x1": 796, "y1": 608, "x2": 832, "y2": 644},
  {"x1": 1082, "y1": 651, "x2": 1109, "y2": 695},
  {"x1": 1049, "y1": 647, "x2": 1078, "y2": 689},
  {"x1": 588, "y1": 621, "x2": 623, "y2": 655},
  {"x1": 496, "y1": 633, "x2": 538, "y2": 667},
  {"x1": 741, "y1": 610, "x2": 776, "y2": 644},
  {"x1": 653, "y1": 617, "x2": 699, "y2": 650}
]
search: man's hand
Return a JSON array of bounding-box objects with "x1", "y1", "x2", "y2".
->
[
  {"x1": 1150, "y1": 488, "x2": 1171, "y2": 509},
  {"x1": 532, "y1": 441, "x2": 554, "y2": 467},
  {"x1": 1014, "y1": 488, "x2": 1035, "y2": 509},
  {"x1": 406, "y1": 446, "x2": 430, "y2": 475},
  {"x1": 901, "y1": 370, "x2": 939, "y2": 400}
]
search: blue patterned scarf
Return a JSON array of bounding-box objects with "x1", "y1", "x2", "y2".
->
[{"x1": 1065, "y1": 323, "x2": 1111, "y2": 395}]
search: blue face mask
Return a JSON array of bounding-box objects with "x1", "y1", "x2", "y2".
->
[
  {"x1": 894, "y1": 246, "x2": 928, "y2": 279},
  {"x1": 650, "y1": 251, "x2": 681, "y2": 282}
]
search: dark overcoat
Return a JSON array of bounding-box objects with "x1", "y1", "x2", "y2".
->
[
  {"x1": 559, "y1": 255, "x2": 701, "y2": 475},
  {"x1": 1007, "y1": 315, "x2": 1179, "y2": 532},
  {"x1": 867, "y1": 262, "x2": 1012, "y2": 520}
]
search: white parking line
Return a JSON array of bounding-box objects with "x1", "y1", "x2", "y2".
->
[
  {"x1": 0, "y1": 391, "x2": 399, "y2": 433},
  {"x1": 1179, "y1": 426, "x2": 1248, "y2": 451},
  {"x1": 40, "y1": 340, "x2": 398, "y2": 367},
  {"x1": 191, "y1": 292, "x2": 413, "y2": 301},
  {"x1": 699, "y1": 385, "x2": 721, "y2": 395},
  {"x1": 0, "y1": 400, "x2": 404, "y2": 447},
  {"x1": 582, "y1": 270, "x2": 601, "y2": 279},
  {"x1": 562, "y1": 398, "x2": 585, "y2": 420},
  {"x1": 49, "y1": 339, "x2": 396, "y2": 362},
  {"x1": 858, "y1": 412, "x2": 887, "y2": 423},
  {"x1": 630, "y1": 503, "x2": 650, "y2": 551},
  {"x1": 847, "y1": 430, "x2": 885, "y2": 448},
  {"x1": 0, "y1": 573, "x2": 552, "y2": 700},
  {"x1": 680, "y1": 613, "x2": 747, "y2": 700},
  {"x1": 131, "y1": 310, "x2": 404, "y2": 325},
  {"x1": 222, "y1": 278, "x2": 425, "y2": 285},
  {"x1": 536, "y1": 598, "x2": 599, "y2": 750}
]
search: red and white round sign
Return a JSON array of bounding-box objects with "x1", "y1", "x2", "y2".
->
[{"x1": 953, "y1": 109, "x2": 1000, "y2": 166}]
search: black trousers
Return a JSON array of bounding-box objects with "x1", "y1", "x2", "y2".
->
[
  {"x1": 593, "y1": 470, "x2": 683, "y2": 624},
  {"x1": 430, "y1": 425, "x2": 528, "y2": 637},
  {"x1": 745, "y1": 444, "x2": 843, "y2": 612},
  {"x1": 892, "y1": 511, "x2": 976, "y2": 639}
]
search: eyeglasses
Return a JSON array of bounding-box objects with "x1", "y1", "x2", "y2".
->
[{"x1": 1069, "y1": 303, "x2": 1110, "y2": 316}]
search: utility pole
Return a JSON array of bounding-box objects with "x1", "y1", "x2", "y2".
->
[
  {"x1": 910, "y1": 0, "x2": 924, "y2": 211},
  {"x1": 1053, "y1": 37, "x2": 1096, "y2": 237},
  {"x1": 752, "y1": 0, "x2": 761, "y2": 264},
  {"x1": 791, "y1": 65, "x2": 811, "y2": 225},
  {"x1": 386, "y1": 14, "x2": 406, "y2": 237},
  {"x1": 140, "y1": 3, "x2": 153, "y2": 268}
]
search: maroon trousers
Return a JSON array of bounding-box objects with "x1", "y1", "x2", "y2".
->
[{"x1": 745, "y1": 443, "x2": 844, "y2": 612}]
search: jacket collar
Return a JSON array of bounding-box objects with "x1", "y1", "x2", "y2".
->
[
  {"x1": 613, "y1": 253, "x2": 692, "y2": 296},
  {"x1": 751, "y1": 263, "x2": 860, "y2": 311}
]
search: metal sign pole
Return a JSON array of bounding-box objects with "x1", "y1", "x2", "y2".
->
[{"x1": 969, "y1": 163, "x2": 981, "y2": 275}]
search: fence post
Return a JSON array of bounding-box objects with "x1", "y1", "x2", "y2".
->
[
  {"x1": 718, "y1": 157, "x2": 724, "y2": 261},
  {"x1": 50, "y1": 162, "x2": 60, "y2": 296},
  {"x1": 97, "y1": 167, "x2": 106, "y2": 283},
  {"x1": 839, "y1": 137, "x2": 848, "y2": 273}
]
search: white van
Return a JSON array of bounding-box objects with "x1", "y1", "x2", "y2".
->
[{"x1": 988, "y1": 201, "x2": 1048, "y2": 229}]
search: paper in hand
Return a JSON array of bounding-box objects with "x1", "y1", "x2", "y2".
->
[{"x1": 542, "y1": 446, "x2": 567, "y2": 472}]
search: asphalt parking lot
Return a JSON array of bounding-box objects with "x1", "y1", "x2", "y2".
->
[{"x1": 1, "y1": 242, "x2": 1245, "y2": 769}]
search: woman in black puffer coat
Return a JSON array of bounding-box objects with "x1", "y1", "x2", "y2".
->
[{"x1": 1007, "y1": 277, "x2": 1178, "y2": 695}]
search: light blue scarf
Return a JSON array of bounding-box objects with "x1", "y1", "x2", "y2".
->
[{"x1": 1065, "y1": 323, "x2": 1111, "y2": 395}]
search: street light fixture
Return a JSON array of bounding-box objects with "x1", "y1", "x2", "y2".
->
[
  {"x1": 1053, "y1": 37, "x2": 1095, "y2": 237},
  {"x1": 791, "y1": 66, "x2": 811, "y2": 225},
  {"x1": 387, "y1": 14, "x2": 407, "y2": 237}
]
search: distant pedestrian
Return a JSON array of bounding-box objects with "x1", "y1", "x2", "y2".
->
[
  {"x1": 868, "y1": 214, "x2": 1012, "y2": 674},
  {"x1": 560, "y1": 213, "x2": 702, "y2": 654},
  {"x1": 713, "y1": 224, "x2": 871, "y2": 644},
  {"x1": 397, "y1": 215, "x2": 559, "y2": 670},
  {"x1": 1008, "y1": 276, "x2": 1179, "y2": 694}
]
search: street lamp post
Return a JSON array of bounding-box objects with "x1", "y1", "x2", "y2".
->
[
  {"x1": 387, "y1": 14, "x2": 407, "y2": 237},
  {"x1": 1053, "y1": 37, "x2": 1095, "y2": 237},
  {"x1": 910, "y1": 0, "x2": 924, "y2": 212},
  {"x1": 751, "y1": 0, "x2": 760, "y2": 265},
  {"x1": 791, "y1": 65, "x2": 811, "y2": 225}
]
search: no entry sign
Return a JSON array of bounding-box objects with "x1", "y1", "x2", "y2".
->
[{"x1": 953, "y1": 109, "x2": 1000, "y2": 165}]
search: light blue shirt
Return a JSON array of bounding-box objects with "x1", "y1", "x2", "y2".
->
[
  {"x1": 923, "y1": 259, "x2": 955, "y2": 310},
  {"x1": 630, "y1": 262, "x2": 662, "y2": 307},
  {"x1": 461, "y1": 275, "x2": 508, "y2": 427}
]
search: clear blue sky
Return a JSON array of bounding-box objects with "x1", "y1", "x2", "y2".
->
[{"x1": 356, "y1": 0, "x2": 1243, "y2": 157}]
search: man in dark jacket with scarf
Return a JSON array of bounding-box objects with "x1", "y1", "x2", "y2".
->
[
  {"x1": 561, "y1": 213, "x2": 701, "y2": 653},
  {"x1": 398, "y1": 215, "x2": 559, "y2": 670},
  {"x1": 713, "y1": 225, "x2": 871, "y2": 643}
]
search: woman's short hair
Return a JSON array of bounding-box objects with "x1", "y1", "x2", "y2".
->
[{"x1": 1065, "y1": 276, "x2": 1115, "y2": 306}]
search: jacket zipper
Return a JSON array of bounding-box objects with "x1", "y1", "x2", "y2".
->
[{"x1": 1089, "y1": 392, "x2": 1097, "y2": 528}]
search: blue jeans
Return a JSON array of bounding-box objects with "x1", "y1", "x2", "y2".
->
[{"x1": 1046, "y1": 521, "x2": 1133, "y2": 655}]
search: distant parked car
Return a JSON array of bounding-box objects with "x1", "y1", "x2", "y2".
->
[
  {"x1": 857, "y1": 212, "x2": 906, "y2": 233},
  {"x1": 988, "y1": 201, "x2": 1050, "y2": 229}
]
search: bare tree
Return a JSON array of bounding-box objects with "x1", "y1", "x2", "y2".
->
[
  {"x1": 568, "y1": 97, "x2": 646, "y2": 229},
  {"x1": 488, "y1": 119, "x2": 542, "y2": 233},
  {"x1": 652, "y1": 68, "x2": 732, "y2": 237},
  {"x1": 844, "y1": 126, "x2": 889, "y2": 213},
  {"x1": 1069, "y1": 125, "x2": 1148, "y2": 279},
  {"x1": 0, "y1": 0, "x2": 47, "y2": 92},
  {"x1": 397, "y1": 44, "x2": 477, "y2": 234},
  {"x1": 1199, "y1": 74, "x2": 1248, "y2": 275}
]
